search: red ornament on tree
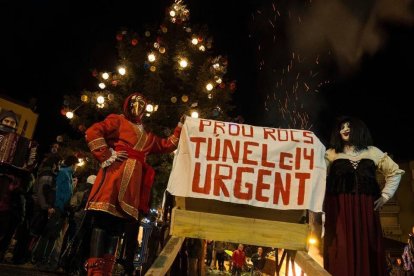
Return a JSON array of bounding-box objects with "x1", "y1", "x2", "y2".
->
[
  {"x1": 230, "y1": 81, "x2": 236, "y2": 91},
  {"x1": 92, "y1": 70, "x2": 98, "y2": 77},
  {"x1": 116, "y1": 34, "x2": 123, "y2": 41},
  {"x1": 112, "y1": 80, "x2": 118, "y2": 86},
  {"x1": 219, "y1": 83, "x2": 226, "y2": 89},
  {"x1": 131, "y1": 38, "x2": 138, "y2": 46}
]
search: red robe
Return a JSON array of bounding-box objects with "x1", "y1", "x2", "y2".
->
[{"x1": 85, "y1": 114, "x2": 181, "y2": 220}]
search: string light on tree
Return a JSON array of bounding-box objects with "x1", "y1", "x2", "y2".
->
[
  {"x1": 206, "y1": 82, "x2": 214, "y2": 91},
  {"x1": 98, "y1": 83, "x2": 106, "y2": 89},
  {"x1": 181, "y1": 95, "x2": 189, "y2": 102},
  {"x1": 179, "y1": 58, "x2": 188, "y2": 68},
  {"x1": 146, "y1": 104, "x2": 154, "y2": 113},
  {"x1": 77, "y1": 158, "x2": 85, "y2": 167},
  {"x1": 118, "y1": 67, "x2": 126, "y2": 75},
  {"x1": 97, "y1": 95, "x2": 105, "y2": 104},
  {"x1": 191, "y1": 111, "x2": 199, "y2": 118},
  {"x1": 66, "y1": 111, "x2": 74, "y2": 119},
  {"x1": 81, "y1": 95, "x2": 89, "y2": 102},
  {"x1": 148, "y1": 53, "x2": 156, "y2": 62},
  {"x1": 61, "y1": 0, "x2": 236, "y2": 200}
]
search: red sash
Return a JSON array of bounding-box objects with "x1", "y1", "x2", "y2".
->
[{"x1": 115, "y1": 145, "x2": 155, "y2": 213}]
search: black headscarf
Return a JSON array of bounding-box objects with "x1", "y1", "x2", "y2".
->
[{"x1": 0, "y1": 110, "x2": 19, "y2": 132}]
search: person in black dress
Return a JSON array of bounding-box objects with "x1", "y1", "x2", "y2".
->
[{"x1": 323, "y1": 116, "x2": 404, "y2": 276}]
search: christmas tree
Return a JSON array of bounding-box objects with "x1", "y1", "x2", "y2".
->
[{"x1": 61, "y1": 0, "x2": 236, "y2": 206}]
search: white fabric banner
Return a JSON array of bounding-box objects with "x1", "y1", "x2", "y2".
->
[{"x1": 167, "y1": 117, "x2": 326, "y2": 212}]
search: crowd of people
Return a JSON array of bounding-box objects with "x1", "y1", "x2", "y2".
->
[
  {"x1": 0, "y1": 109, "x2": 97, "y2": 273},
  {"x1": 173, "y1": 239, "x2": 268, "y2": 276}
]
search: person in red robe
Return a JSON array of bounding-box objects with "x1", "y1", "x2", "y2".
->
[{"x1": 84, "y1": 93, "x2": 183, "y2": 275}]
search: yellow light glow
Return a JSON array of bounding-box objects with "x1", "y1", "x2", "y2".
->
[
  {"x1": 146, "y1": 104, "x2": 154, "y2": 112},
  {"x1": 308, "y1": 236, "x2": 318, "y2": 245},
  {"x1": 181, "y1": 95, "x2": 188, "y2": 102},
  {"x1": 98, "y1": 83, "x2": 106, "y2": 89},
  {"x1": 148, "y1": 53, "x2": 156, "y2": 62},
  {"x1": 191, "y1": 38, "x2": 198, "y2": 45},
  {"x1": 215, "y1": 77, "x2": 222, "y2": 84},
  {"x1": 77, "y1": 158, "x2": 85, "y2": 167},
  {"x1": 213, "y1": 63, "x2": 220, "y2": 69},
  {"x1": 118, "y1": 67, "x2": 126, "y2": 75},
  {"x1": 66, "y1": 111, "x2": 74, "y2": 119},
  {"x1": 179, "y1": 59, "x2": 188, "y2": 68},
  {"x1": 150, "y1": 66, "x2": 156, "y2": 72},
  {"x1": 102, "y1": 72, "x2": 109, "y2": 79},
  {"x1": 199, "y1": 45, "x2": 205, "y2": 51},
  {"x1": 97, "y1": 96, "x2": 105, "y2": 104},
  {"x1": 169, "y1": 10, "x2": 176, "y2": 17},
  {"x1": 191, "y1": 111, "x2": 199, "y2": 118},
  {"x1": 81, "y1": 95, "x2": 88, "y2": 102},
  {"x1": 206, "y1": 83, "x2": 214, "y2": 91},
  {"x1": 159, "y1": 47, "x2": 166, "y2": 54}
]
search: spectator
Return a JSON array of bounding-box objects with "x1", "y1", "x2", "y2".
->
[
  {"x1": 206, "y1": 240, "x2": 213, "y2": 268},
  {"x1": 36, "y1": 155, "x2": 79, "y2": 270},
  {"x1": 214, "y1": 240, "x2": 226, "y2": 271},
  {"x1": 402, "y1": 238, "x2": 414, "y2": 275},
  {"x1": 232, "y1": 244, "x2": 246, "y2": 276},
  {"x1": 251, "y1": 247, "x2": 266, "y2": 275},
  {"x1": 187, "y1": 238, "x2": 202, "y2": 276},
  {"x1": 0, "y1": 110, "x2": 36, "y2": 261}
]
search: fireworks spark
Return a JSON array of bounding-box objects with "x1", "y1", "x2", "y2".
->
[{"x1": 250, "y1": 0, "x2": 329, "y2": 130}]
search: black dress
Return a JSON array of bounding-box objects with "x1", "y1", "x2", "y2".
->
[{"x1": 323, "y1": 158, "x2": 386, "y2": 276}]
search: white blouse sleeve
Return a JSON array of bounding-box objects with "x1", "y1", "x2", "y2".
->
[{"x1": 370, "y1": 146, "x2": 405, "y2": 200}]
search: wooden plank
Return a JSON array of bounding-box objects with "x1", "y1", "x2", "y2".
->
[
  {"x1": 295, "y1": 251, "x2": 331, "y2": 276},
  {"x1": 170, "y1": 208, "x2": 309, "y2": 251},
  {"x1": 184, "y1": 197, "x2": 305, "y2": 223},
  {"x1": 145, "y1": 236, "x2": 185, "y2": 276}
]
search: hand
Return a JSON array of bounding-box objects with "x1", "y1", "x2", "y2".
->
[
  {"x1": 374, "y1": 196, "x2": 388, "y2": 211},
  {"x1": 27, "y1": 147, "x2": 37, "y2": 165},
  {"x1": 180, "y1": 115, "x2": 187, "y2": 124},
  {"x1": 115, "y1": 150, "x2": 128, "y2": 161}
]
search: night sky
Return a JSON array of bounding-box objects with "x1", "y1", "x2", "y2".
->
[{"x1": 0, "y1": 0, "x2": 413, "y2": 160}]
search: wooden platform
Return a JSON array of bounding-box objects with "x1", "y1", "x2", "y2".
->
[{"x1": 171, "y1": 197, "x2": 309, "y2": 251}]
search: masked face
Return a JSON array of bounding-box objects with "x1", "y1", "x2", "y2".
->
[
  {"x1": 340, "y1": 121, "x2": 351, "y2": 142},
  {"x1": 129, "y1": 95, "x2": 147, "y2": 117},
  {"x1": 1, "y1": 116, "x2": 17, "y2": 129}
]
